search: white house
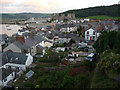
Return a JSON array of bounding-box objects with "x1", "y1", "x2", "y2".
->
[
  {"x1": 84, "y1": 18, "x2": 90, "y2": 22},
  {"x1": 0, "y1": 68, "x2": 15, "y2": 87},
  {"x1": 2, "y1": 51, "x2": 33, "y2": 71},
  {"x1": 60, "y1": 27, "x2": 77, "y2": 33},
  {"x1": 85, "y1": 28, "x2": 100, "y2": 41}
]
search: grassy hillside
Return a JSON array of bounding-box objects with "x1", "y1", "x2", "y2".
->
[
  {"x1": 1, "y1": 13, "x2": 50, "y2": 19},
  {"x1": 88, "y1": 15, "x2": 120, "y2": 20},
  {"x1": 61, "y1": 4, "x2": 119, "y2": 18}
]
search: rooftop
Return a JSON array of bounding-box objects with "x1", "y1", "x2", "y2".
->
[
  {"x1": 0, "y1": 68, "x2": 14, "y2": 81},
  {"x1": 1, "y1": 50, "x2": 28, "y2": 65}
]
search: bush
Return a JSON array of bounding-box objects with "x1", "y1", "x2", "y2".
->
[{"x1": 97, "y1": 51, "x2": 120, "y2": 75}]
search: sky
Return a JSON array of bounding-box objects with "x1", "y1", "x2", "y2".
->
[{"x1": 0, "y1": 0, "x2": 120, "y2": 13}]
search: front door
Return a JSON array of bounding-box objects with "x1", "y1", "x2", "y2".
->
[{"x1": 90, "y1": 37, "x2": 92, "y2": 40}]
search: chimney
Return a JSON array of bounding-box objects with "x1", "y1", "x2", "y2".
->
[{"x1": 16, "y1": 35, "x2": 25, "y2": 43}]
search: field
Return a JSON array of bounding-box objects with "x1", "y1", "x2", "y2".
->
[
  {"x1": 88, "y1": 15, "x2": 120, "y2": 20},
  {"x1": 76, "y1": 15, "x2": 120, "y2": 20}
]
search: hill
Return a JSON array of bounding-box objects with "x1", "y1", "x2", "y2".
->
[
  {"x1": 1, "y1": 13, "x2": 50, "y2": 19},
  {"x1": 61, "y1": 4, "x2": 119, "y2": 18}
]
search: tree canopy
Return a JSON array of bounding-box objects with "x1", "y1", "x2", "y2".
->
[
  {"x1": 93, "y1": 31, "x2": 120, "y2": 53},
  {"x1": 61, "y1": 4, "x2": 119, "y2": 18}
]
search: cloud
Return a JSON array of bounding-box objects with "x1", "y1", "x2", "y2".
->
[
  {"x1": 23, "y1": 0, "x2": 65, "y2": 13},
  {"x1": 118, "y1": 1, "x2": 120, "y2": 4},
  {"x1": 0, "y1": 0, "x2": 15, "y2": 5},
  {"x1": 1, "y1": 0, "x2": 120, "y2": 13}
]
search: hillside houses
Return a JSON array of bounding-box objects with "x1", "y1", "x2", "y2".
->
[
  {"x1": 0, "y1": 50, "x2": 33, "y2": 87},
  {"x1": 0, "y1": 68, "x2": 15, "y2": 87},
  {"x1": 1, "y1": 14, "x2": 120, "y2": 88},
  {"x1": 85, "y1": 28, "x2": 101, "y2": 41},
  {"x1": 3, "y1": 41, "x2": 29, "y2": 53},
  {"x1": 50, "y1": 13, "x2": 75, "y2": 22},
  {"x1": 1, "y1": 50, "x2": 33, "y2": 71},
  {"x1": 0, "y1": 34, "x2": 9, "y2": 52}
]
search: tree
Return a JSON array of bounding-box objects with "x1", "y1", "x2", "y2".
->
[
  {"x1": 70, "y1": 39, "x2": 75, "y2": 44},
  {"x1": 93, "y1": 31, "x2": 120, "y2": 53},
  {"x1": 77, "y1": 26, "x2": 82, "y2": 36},
  {"x1": 16, "y1": 21, "x2": 19, "y2": 25}
]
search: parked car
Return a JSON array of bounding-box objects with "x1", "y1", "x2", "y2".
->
[
  {"x1": 85, "y1": 53, "x2": 95, "y2": 61},
  {"x1": 78, "y1": 45, "x2": 89, "y2": 49}
]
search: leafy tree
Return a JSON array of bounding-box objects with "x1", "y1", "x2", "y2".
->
[
  {"x1": 77, "y1": 26, "x2": 82, "y2": 36},
  {"x1": 93, "y1": 31, "x2": 120, "y2": 53},
  {"x1": 61, "y1": 4, "x2": 120, "y2": 18}
]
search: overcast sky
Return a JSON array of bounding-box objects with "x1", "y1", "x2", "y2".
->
[{"x1": 1, "y1": 0, "x2": 119, "y2": 13}]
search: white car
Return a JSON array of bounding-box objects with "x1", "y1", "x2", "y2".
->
[{"x1": 86, "y1": 53, "x2": 95, "y2": 61}]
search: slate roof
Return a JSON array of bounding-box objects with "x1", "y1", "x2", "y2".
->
[
  {"x1": 1, "y1": 50, "x2": 28, "y2": 65},
  {"x1": 25, "y1": 35, "x2": 48, "y2": 47},
  {"x1": 0, "y1": 34, "x2": 8, "y2": 41},
  {"x1": 36, "y1": 45, "x2": 44, "y2": 50},
  {"x1": 51, "y1": 30, "x2": 59, "y2": 36},
  {"x1": 58, "y1": 34, "x2": 70, "y2": 38},
  {"x1": 44, "y1": 32, "x2": 54, "y2": 39},
  {"x1": 13, "y1": 41, "x2": 30, "y2": 50},
  {"x1": 0, "y1": 52, "x2": 2, "y2": 67},
  {"x1": 68, "y1": 34, "x2": 85, "y2": 42},
  {"x1": 0, "y1": 68, "x2": 14, "y2": 81}
]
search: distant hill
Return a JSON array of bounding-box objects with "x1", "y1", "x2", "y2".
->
[
  {"x1": 1, "y1": 13, "x2": 50, "y2": 19},
  {"x1": 61, "y1": 4, "x2": 119, "y2": 18}
]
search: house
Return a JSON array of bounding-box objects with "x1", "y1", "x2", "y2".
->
[
  {"x1": 0, "y1": 34, "x2": 8, "y2": 42},
  {"x1": 56, "y1": 47, "x2": 65, "y2": 52},
  {"x1": 36, "y1": 45, "x2": 45, "y2": 55},
  {"x1": 0, "y1": 34, "x2": 9, "y2": 52},
  {"x1": 1, "y1": 50, "x2": 33, "y2": 71},
  {"x1": 58, "y1": 34, "x2": 71, "y2": 44},
  {"x1": 25, "y1": 35, "x2": 53, "y2": 55},
  {"x1": 3, "y1": 41, "x2": 30, "y2": 53},
  {"x1": 72, "y1": 52, "x2": 79, "y2": 57},
  {"x1": 85, "y1": 28, "x2": 100, "y2": 41},
  {"x1": 25, "y1": 17, "x2": 38, "y2": 24},
  {"x1": 68, "y1": 34, "x2": 85, "y2": 43},
  {"x1": 65, "y1": 56, "x2": 76, "y2": 63},
  {"x1": 44, "y1": 32, "x2": 54, "y2": 41},
  {"x1": 25, "y1": 35, "x2": 45, "y2": 55},
  {"x1": 0, "y1": 68, "x2": 15, "y2": 87}
]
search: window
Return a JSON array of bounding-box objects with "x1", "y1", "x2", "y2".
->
[
  {"x1": 16, "y1": 67, "x2": 19, "y2": 71},
  {"x1": 93, "y1": 36, "x2": 95, "y2": 40},
  {"x1": 12, "y1": 73, "x2": 13, "y2": 76},
  {"x1": 87, "y1": 31, "x2": 89, "y2": 34},
  {"x1": 4, "y1": 78, "x2": 7, "y2": 82},
  {"x1": 8, "y1": 66, "x2": 11, "y2": 69},
  {"x1": 87, "y1": 37, "x2": 89, "y2": 40}
]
